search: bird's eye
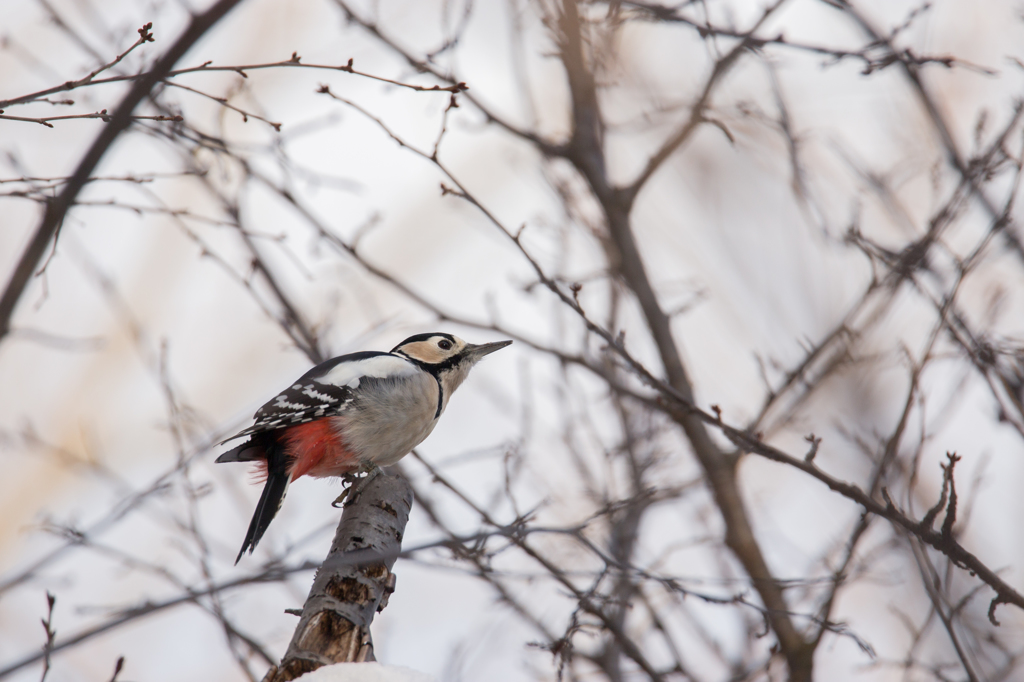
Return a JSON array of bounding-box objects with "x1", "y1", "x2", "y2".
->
[{"x1": 438, "y1": 339, "x2": 453, "y2": 350}]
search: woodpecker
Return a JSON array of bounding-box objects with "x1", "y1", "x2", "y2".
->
[{"x1": 217, "y1": 332, "x2": 511, "y2": 563}]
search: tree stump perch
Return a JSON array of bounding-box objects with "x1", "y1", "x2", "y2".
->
[{"x1": 263, "y1": 469, "x2": 414, "y2": 682}]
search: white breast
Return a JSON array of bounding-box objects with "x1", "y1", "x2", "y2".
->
[{"x1": 329, "y1": 369, "x2": 441, "y2": 470}]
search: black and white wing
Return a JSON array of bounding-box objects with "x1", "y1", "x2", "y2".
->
[{"x1": 220, "y1": 351, "x2": 419, "y2": 442}]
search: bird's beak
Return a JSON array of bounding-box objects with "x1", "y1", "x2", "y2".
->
[{"x1": 466, "y1": 339, "x2": 512, "y2": 359}]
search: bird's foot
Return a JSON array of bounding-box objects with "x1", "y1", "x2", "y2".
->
[{"x1": 331, "y1": 466, "x2": 382, "y2": 508}]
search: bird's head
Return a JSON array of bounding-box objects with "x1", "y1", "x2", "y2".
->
[{"x1": 392, "y1": 333, "x2": 511, "y2": 395}]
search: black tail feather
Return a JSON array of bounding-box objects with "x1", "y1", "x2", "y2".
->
[
  {"x1": 235, "y1": 446, "x2": 291, "y2": 564},
  {"x1": 216, "y1": 438, "x2": 261, "y2": 463}
]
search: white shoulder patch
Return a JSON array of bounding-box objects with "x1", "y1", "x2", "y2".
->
[{"x1": 315, "y1": 354, "x2": 418, "y2": 388}]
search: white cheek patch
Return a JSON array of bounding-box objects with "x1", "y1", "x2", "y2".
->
[
  {"x1": 404, "y1": 342, "x2": 446, "y2": 364},
  {"x1": 316, "y1": 354, "x2": 417, "y2": 388}
]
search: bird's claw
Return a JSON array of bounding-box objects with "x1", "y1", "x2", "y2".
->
[{"x1": 331, "y1": 467, "x2": 382, "y2": 508}]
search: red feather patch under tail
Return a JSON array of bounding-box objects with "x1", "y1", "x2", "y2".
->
[{"x1": 281, "y1": 419, "x2": 359, "y2": 479}]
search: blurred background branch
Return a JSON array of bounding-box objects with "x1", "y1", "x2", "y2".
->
[{"x1": 1, "y1": 1, "x2": 1023, "y2": 681}]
